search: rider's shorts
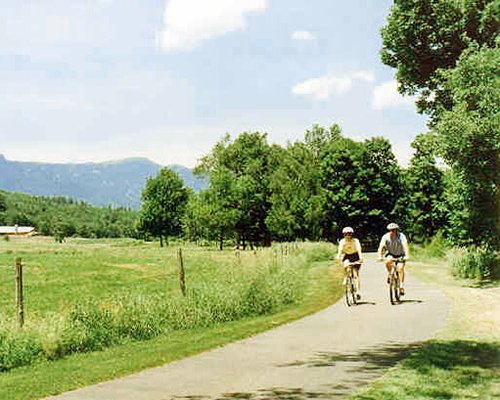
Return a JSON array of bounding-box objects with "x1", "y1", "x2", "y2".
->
[
  {"x1": 343, "y1": 253, "x2": 361, "y2": 268},
  {"x1": 385, "y1": 253, "x2": 405, "y2": 270}
]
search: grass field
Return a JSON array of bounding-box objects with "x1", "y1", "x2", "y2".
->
[
  {"x1": 0, "y1": 236, "x2": 343, "y2": 400},
  {"x1": 351, "y1": 247, "x2": 500, "y2": 400}
]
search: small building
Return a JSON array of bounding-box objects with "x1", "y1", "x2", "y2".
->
[{"x1": 0, "y1": 225, "x2": 37, "y2": 236}]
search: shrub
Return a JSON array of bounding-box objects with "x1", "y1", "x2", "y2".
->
[
  {"x1": 0, "y1": 330, "x2": 43, "y2": 371},
  {"x1": 449, "y1": 245, "x2": 499, "y2": 281},
  {"x1": 423, "y1": 231, "x2": 449, "y2": 258},
  {"x1": 60, "y1": 302, "x2": 118, "y2": 354}
]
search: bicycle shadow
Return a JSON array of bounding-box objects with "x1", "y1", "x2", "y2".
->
[
  {"x1": 353, "y1": 301, "x2": 377, "y2": 306},
  {"x1": 396, "y1": 299, "x2": 423, "y2": 304}
]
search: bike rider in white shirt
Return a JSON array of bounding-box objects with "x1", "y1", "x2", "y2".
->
[
  {"x1": 378, "y1": 223, "x2": 410, "y2": 295},
  {"x1": 337, "y1": 227, "x2": 364, "y2": 299}
]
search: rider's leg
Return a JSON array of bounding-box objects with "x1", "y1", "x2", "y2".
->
[
  {"x1": 354, "y1": 267, "x2": 361, "y2": 291},
  {"x1": 399, "y1": 264, "x2": 405, "y2": 294},
  {"x1": 354, "y1": 268, "x2": 361, "y2": 292},
  {"x1": 385, "y1": 257, "x2": 393, "y2": 283},
  {"x1": 354, "y1": 266, "x2": 361, "y2": 298},
  {"x1": 342, "y1": 260, "x2": 350, "y2": 285}
]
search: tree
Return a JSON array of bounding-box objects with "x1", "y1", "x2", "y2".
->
[
  {"x1": 138, "y1": 168, "x2": 189, "y2": 246},
  {"x1": 185, "y1": 168, "x2": 240, "y2": 249},
  {"x1": 435, "y1": 46, "x2": 500, "y2": 246},
  {"x1": 358, "y1": 137, "x2": 402, "y2": 243},
  {"x1": 400, "y1": 133, "x2": 447, "y2": 241},
  {"x1": 381, "y1": 0, "x2": 499, "y2": 247},
  {"x1": 266, "y1": 142, "x2": 322, "y2": 241},
  {"x1": 320, "y1": 135, "x2": 401, "y2": 245},
  {"x1": 381, "y1": 0, "x2": 499, "y2": 116},
  {"x1": 196, "y1": 132, "x2": 274, "y2": 248},
  {"x1": 0, "y1": 191, "x2": 6, "y2": 224}
]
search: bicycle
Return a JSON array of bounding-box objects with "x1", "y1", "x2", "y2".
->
[
  {"x1": 388, "y1": 256, "x2": 405, "y2": 305},
  {"x1": 344, "y1": 261, "x2": 361, "y2": 307}
]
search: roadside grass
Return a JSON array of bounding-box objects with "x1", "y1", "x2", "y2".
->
[
  {"x1": 351, "y1": 246, "x2": 500, "y2": 400},
  {"x1": 0, "y1": 237, "x2": 343, "y2": 400}
]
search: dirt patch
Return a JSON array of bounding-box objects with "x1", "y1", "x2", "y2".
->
[
  {"x1": 413, "y1": 260, "x2": 500, "y2": 341},
  {"x1": 114, "y1": 263, "x2": 150, "y2": 272}
]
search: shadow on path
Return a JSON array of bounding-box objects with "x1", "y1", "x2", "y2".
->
[
  {"x1": 279, "y1": 342, "x2": 423, "y2": 371},
  {"x1": 174, "y1": 386, "x2": 363, "y2": 399},
  {"x1": 173, "y1": 341, "x2": 500, "y2": 400}
]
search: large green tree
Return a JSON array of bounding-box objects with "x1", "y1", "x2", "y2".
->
[
  {"x1": 381, "y1": 0, "x2": 499, "y2": 117},
  {"x1": 138, "y1": 168, "x2": 189, "y2": 246},
  {"x1": 400, "y1": 133, "x2": 447, "y2": 241},
  {"x1": 382, "y1": 0, "x2": 499, "y2": 247},
  {"x1": 436, "y1": 46, "x2": 500, "y2": 246},
  {"x1": 185, "y1": 168, "x2": 240, "y2": 249},
  {"x1": 266, "y1": 142, "x2": 321, "y2": 241},
  {"x1": 320, "y1": 134, "x2": 401, "y2": 245},
  {"x1": 196, "y1": 132, "x2": 274, "y2": 248}
]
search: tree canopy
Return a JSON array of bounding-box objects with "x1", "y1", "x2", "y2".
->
[{"x1": 138, "y1": 167, "x2": 189, "y2": 246}]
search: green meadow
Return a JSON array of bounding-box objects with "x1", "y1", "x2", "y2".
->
[{"x1": 0, "y1": 236, "x2": 342, "y2": 399}]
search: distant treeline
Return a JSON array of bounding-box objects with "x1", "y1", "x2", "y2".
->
[{"x1": 0, "y1": 190, "x2": 138, "y2": 240}]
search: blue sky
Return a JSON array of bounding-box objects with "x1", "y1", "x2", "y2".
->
[{"x1": 0, "y1": 0, "x2": 427, "y2": 167}]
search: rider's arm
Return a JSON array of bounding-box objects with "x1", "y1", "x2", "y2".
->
[
  {"x1": 401, "y1": 233, "x2": 410, "y2": 260},
  {"x1": 336, "y1": 238, "x2": 345, "y2": 260},
  {"x1": 377, "y1": 235, "x2": 386, "y2": 260},
  {"x1": 355, "y1": 238, "x2": 363, "y2": 262}
]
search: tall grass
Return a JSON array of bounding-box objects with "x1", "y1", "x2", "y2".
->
[
  {"x1": 0, "y1": 242, "x2": 332, "y2": 372},
  {"x1": 448, "y1": 245, "x2": 499, "y2": 281},
  {"x1": 411, "y1": 232, "x2": 449, "y2": 260}
]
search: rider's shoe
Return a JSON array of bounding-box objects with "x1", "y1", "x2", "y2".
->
[
  {"x1": 356, "y1": 293, "x2": 361, "y2": 300},
  {"x1": 400, "y1": 287, "x2": 405, "y2": 296}
]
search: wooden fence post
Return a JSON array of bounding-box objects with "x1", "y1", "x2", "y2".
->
[
  {"x1": 15, "y1": 257, "x2": 24, "y2": 328},
  {"x1": 177, "y1": 248, "x2": 186, "y2": 296}
]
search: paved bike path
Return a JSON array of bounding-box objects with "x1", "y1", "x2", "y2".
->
[{"x1": 46, "y1": 254, "x2": 450, "y2": 399}]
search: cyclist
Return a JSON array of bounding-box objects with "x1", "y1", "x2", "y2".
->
[
  {"x1": 336, "y1": 227, "x2": 364, "y2": 299},
  {"x1": 378, "y1": 223, "x2": 410, "y2": 295}
]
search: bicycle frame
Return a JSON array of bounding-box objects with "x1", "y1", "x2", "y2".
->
[
  {"x1": 389, "y1": 257, "x2": 405, "y2": 305},
  {"x1": 344, "y1": 262, "x2": 361, "y2": 307}
]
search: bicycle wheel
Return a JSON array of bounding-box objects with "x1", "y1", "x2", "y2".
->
[
  {"x1": 389, "y1": 273, "x2": 398, "y2": 305},
  {"x1": 345, "y1": 276, "x2": 353, "y2": 306},
  {"x1": 351, "y1": 276, "x2": 358, "y2": 305},
  {"x1": 394, "y1": 273, "x2": 401, "y2": 302}
]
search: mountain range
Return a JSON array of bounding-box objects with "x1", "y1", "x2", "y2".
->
[{"x1": 0, "y1": 154, "x2": 206, "y2": 209}]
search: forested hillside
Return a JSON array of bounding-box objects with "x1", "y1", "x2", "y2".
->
[{"x1": 0, "y1": 190, "x2": 138, "y2": 240}]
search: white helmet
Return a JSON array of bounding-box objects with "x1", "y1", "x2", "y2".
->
[
  {"x1": 342, "y1": 227, "x2": 354, "y2": 234},
  {"x1": 387, "y1": 222, "x2": 400, "y2": 231}
]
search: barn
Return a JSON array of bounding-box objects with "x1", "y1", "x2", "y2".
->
[{"x1": 0, "y1": 226, "x2": 37, "y2": 236}]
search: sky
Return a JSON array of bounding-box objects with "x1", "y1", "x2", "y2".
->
[{"x1": 0, "y1": 0, "x2": 428, "y2": 168}]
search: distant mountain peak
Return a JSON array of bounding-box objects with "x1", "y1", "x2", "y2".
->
[{"x1": 0, "y1": 157, "x2": 206, "y2": 209}]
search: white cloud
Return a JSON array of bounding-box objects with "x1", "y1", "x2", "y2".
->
[
  {"x1": 372, "y1": 80, "x2": 415, "y2": 110},
  {"x1": 292, "y1": 70, "x2": 375, "y2": 101},
  {"x1": 157, "y1": 0, "x2": 268, "y2": 52},
  {"x1": 292, "y1": 30, "x2": 315, "y2": 41}
]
